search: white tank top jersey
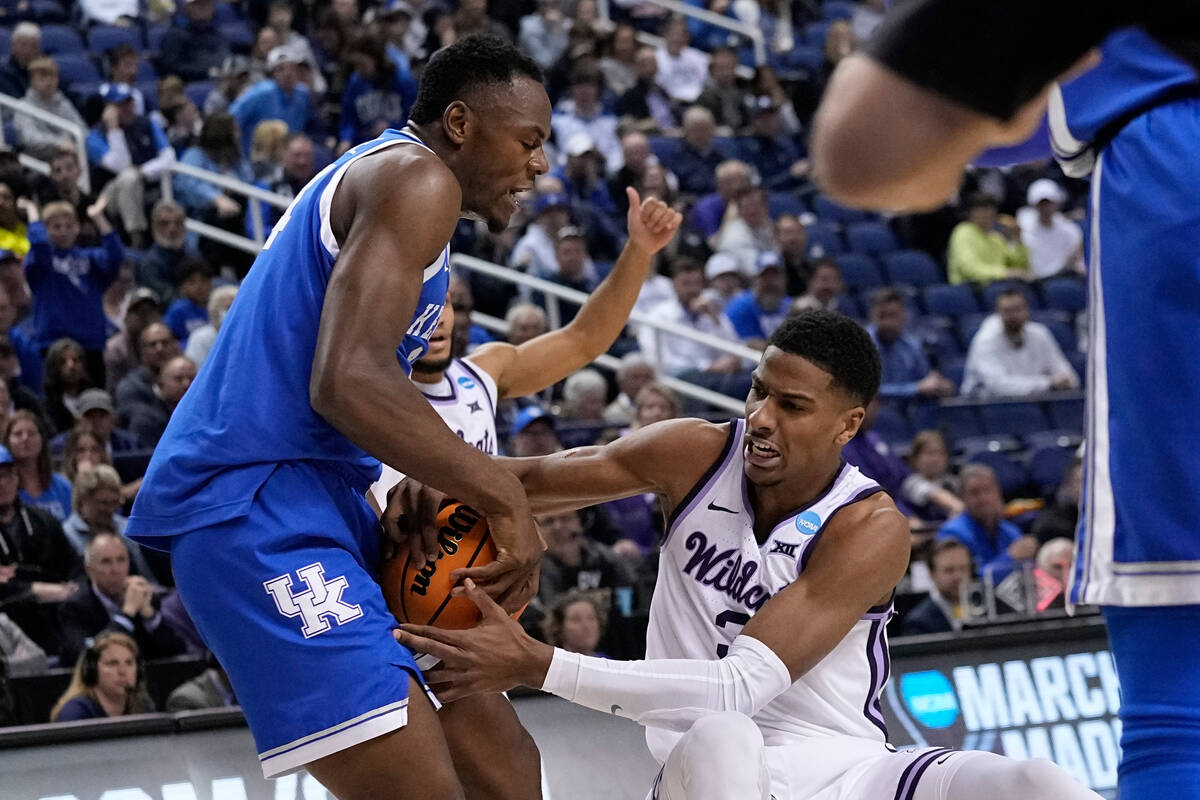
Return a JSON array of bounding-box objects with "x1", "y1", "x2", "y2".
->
[
  {"x1": 369, "y1": 358, "x2": 500, "y2": 509},
  {"x1": 644, "y1": 418, "x2": 891, "y2": 764}
]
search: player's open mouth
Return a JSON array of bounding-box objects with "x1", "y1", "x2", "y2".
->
[
  {"x1": 745, "y1": 437, "x2": 781, "y2": 467},
  {"x1": 506, "y1": 187, "x2": 533, "y2": 210}
]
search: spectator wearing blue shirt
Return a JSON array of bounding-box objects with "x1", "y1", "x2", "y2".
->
[
  {"x1": 937, "y1": 464, "x2": 1038, "y2": 582},
  {"x1": 554, "y1": 133, "x2": 617, "y2": 218},
  {"x1": 867, "y1": 288, "x2": 956, "y2": 402},
  {"x1": 229, "y1": 44, "x2": 313, "y2": 156},
  {"x1": 163, "y1": 260, "x2": 212, "y2": 347},
  {"x1": 18, "y1": 198, "x2": 123, "y2": 382},
  {"x1": 737, "y1": 96, "x2": 808, "y2": 191},
  {"x1": 724, "y1": 251, "x2": 791, "y2": 349},
  {"x1": 688, "y1": 159, "x2": 752, "y2": 239},
  {"x1": 338, "y1": 35, "x2": 417, "y2": 153},
  {"x1": 7, "y1": 409, "x2": 73, "y2": 522},
  {"x1": 663, "y1": 106, "x2": 727, "y2": 197}
]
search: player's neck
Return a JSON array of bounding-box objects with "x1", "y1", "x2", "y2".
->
[
  {"x1": 748, "y1": 455, "x2": 843, "y2": 537},
  {"x1": 410, "y1": 368, "x2": 447, "y2": 386}
]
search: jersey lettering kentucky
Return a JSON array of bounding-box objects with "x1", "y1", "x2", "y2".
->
[
  {"x1": 127, "y1": 129, "x2": 449, "y2": 540},
  {"x1": 644, "y1": 418, "x2": 887, "y2": 764}
]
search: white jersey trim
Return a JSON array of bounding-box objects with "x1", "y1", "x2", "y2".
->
[{"x1": 259, "y1": 698, "x2": 409, "y2": 778}]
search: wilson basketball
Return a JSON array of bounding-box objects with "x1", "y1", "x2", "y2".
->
[{"x1": 382, "y1": 500, "x2": 496, "y2": 629}]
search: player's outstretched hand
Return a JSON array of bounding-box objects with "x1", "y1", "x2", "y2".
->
[
  {"x1": 625, "y1": 187, "x2": 682, "y2": 256},
  {"x1": 380, "y1": 477, "x2": 446, "y2": 568},
  {"x1": 450, "y1": 511, "x2": 544, "y2": 614},
  {"x1": 395, "y1": 578, "x2": 554, "y2": 702}
]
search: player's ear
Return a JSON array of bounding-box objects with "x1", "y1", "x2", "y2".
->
[
  {"x1": 443, "y1": 101, "x2": 470, "y2": 146},
  {"x1": 835, "y1": 406, "x2": 865, "y2": 446}
]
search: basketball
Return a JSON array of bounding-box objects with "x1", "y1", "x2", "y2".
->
[{"x1": 382, "y1": 499, "x2": 496, "y2": 629}]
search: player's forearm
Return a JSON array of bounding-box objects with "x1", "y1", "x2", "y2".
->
[{"x1": 564, "y1": 239, "x2": 655, "y2": 352}]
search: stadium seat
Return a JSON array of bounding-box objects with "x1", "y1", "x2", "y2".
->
[
  {"x1": 845, "y1": 221, "x2": 899, "y2": 257},
  {"x1": 835, "y1": 293, "x2": 863, "y2": 319},
  {"x1": 1041, "y1": 276, "x2": 1087, "y2": 313},
  {"x1": 146, "y1": 25, "x2": 169, "y2": 52},
  {"x1": 814, "y1": 194, "x2": 873, "y2": 226},
  {"x1": 218, "y1": 20, "x2": 255, "y2": 50},
  {"x1": 922, "y1": 284, "x2": 979, "y2": 319},
  {"x1": 213, "y1": 1, "x2": 239, "y2": 23},
  {"x1": 873, "y1": 405, "x2": 912, "y2": 449},
  {"x1": 88, "y1": 25, "x2": 143, "y2": 54},
  {"x1": 834, "y1": 253, "x2": 883, "y2": 291},
  {"x1": 185, "y1": 81, "x2": 215, "y2": 111},
  {"x1": 805, "y1": 221, "x2": 844, "y2": 256},
  {"x1": 771, "y1": 45, "x2": 823, "y2": 74},
  {"x1": 884, "y1": 250, "x2": 943, "y2": 288},
  {"x1": 648, "y1": 135, "x2": 679, "y2": 165},
  {"x1": 767, "y1": 191, "x2": 807, "y2": 219},
  {"x1": 1048, "y1": 398, "x2": 1084, "y2": 433},
  {"x1": 1028, "y1": 445, "x2": 1076, "y2": 496},
  {"x1": 921, "y1": 326, "x2": 962, "y2": 364},
  {"x1": 135, "y1": 59, "x2": 158, "y2": 82},
  {"x1": 67, "y1": 81, "x2": 101, "y2": 107},
  {"x1": 804, "y1": 21, "x2": 833, "y2": 47},
  {"x1": 1032, "y1": 311, "x2": 1078, "y2": 354},
  {"x1": 0, "y1": 29, "x2": 12, "y2": 58},
  {"x1": 941, "y1": 357, "x2": 966, "y2": 390},
  {"x1": 822, "y1": 0, "x2": 855, "y2": 19},
  {"x1": 980, "y1": 402, "x2": 1051, "y2": 437},
  {"x1": 31, "y1": 0, "x2": 68, "y2": 22},
  {"x1": 53, "y1": 55, "x2": 102, "y2": 86},
  {"x1": 937, "y1": 405, "x2": 983, "y2": 443},
  {"x1": 40, "y1": 24, "x2": 85, "y2": 55},
  {"x1": 967, "y1": 450, "x2": 1030, "y2": 497},
  {"x1": 956, "y1": 312, "x2": 988, "y2": 349},
  {"x1": 137, "y1": 79, "x2": 159, "y2": 110},
  {"x1": 1068, "y1": 351, "x2": 1086, "y2": 382},
  {"x1": 981, "y1": 279, "x2": 1039, "y2": 311}
]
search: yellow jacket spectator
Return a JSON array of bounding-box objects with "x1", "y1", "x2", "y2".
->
[{"x1": 947, "y1": 194, "x2": 1029, "y2": 284}]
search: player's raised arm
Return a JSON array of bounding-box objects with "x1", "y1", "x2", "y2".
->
[
  {"x1": 312, "y1": 152, "x2": 540, "y2": 607},
  {"x1": 469, "y1": 188, "x2": 681, "y2": 399}
]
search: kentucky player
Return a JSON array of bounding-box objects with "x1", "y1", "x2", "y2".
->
[
  {"x1": 126, "y1": 37, "x2": 548, "y2": 799},
  {"x1": 370, "y1": 192, "x2": 681, "y2": 799},
  {"x1": 398, "y1": 311, "x2": 1103, "y2": 800},
  {"x1": 811, "y1": 6, "x2": 1200, "y2": 797}
]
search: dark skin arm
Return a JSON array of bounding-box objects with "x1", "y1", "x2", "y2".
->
[{"x1": 311, "y1": 150, "x2": 540, "y2": 610}]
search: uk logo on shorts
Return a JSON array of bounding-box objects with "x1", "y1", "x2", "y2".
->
[{"x1": 264, "y1": 562, "x2": 364, "y2": 638}]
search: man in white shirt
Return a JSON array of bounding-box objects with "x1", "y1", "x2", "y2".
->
[
  {"x1": 1017, "y1": 179, "x2": 1084, "y2": 279},
  {"x1": 551, "y1": 64, "x2": 623, "y2": 173},
  {"x1": 962, "y1": 287, "x2": 1080, "y2": 397},
  {"x1": 654, "y1": 17, "x2": 708, "y2": 104},
  {"x1": 713, "y1": 187, "x2": 775, "y2": 274},
  {"x1": 638, "y1": 258, "x2": 743, "y2": 376}
]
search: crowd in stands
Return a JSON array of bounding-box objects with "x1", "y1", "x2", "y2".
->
[{"x1": 0, "y1": 0, "x2": 1095, "y2": 726}]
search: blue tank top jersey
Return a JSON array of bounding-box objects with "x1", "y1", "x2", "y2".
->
[
  {"x1": 126, "y1": 129, "x2": 450, "y2": 540},
  {"x1": 1051, "y1": 29, "x2": 1199, "y2": 176}
]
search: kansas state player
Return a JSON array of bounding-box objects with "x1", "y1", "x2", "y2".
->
[
  {"x1": 810, "y1": 6, "x2": 1200, "y2": 797},
  {"x1": 371, "y1": 193, "x2": 681, "y2": 800},
  {"x1": 397, "y1": 311, "x2": 1102, "y2": 800},
  {"x1": 125, "y1": 37, "x2": 549, "y2": 799}
]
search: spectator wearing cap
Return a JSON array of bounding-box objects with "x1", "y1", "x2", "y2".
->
[
  {"x1": 0, "y1": 181, "x2": 29, "y2": 260},
  {"x1": 379, "y1": 0, "x2": 425, "y2": 69},
  {"x1": 158, "y1": 0, "x2": 232, "y2": 83},
  {"x1": 20, "y1": 197, "x2": 123, "y2": 382},
  {"x1": 519, "y1": 0, "x2": 571, "y2": 70},
  {"x1": 868, "y1": 288, "x2": 956, "y2": 404},
  {"x1": 204, "y1": 56, "x2": 253, "y2": 116},
  {"x1": 791, "y1": 257, "x2": 846, "y2": 313},
  {"x1": 85, "y1": 84, "x2": 175, "y2": 249},
  {"x1": 137, "y1": 200, "x2": 194, "y2": 306},
  {"x1": 615, "y1": 45, "x2": 678, "y2": 134},
  {"x1": 713, "y1": 187, "x2": 775, "y2": 273},
  {"x1": 1017, "y1": 179, "x2": 1084, "y2": 279},
  {"x1": 663, "y1": 106, "x2": 728, "y2": 197},
  {"x1": 701, "y1": 251, "x2": 748, "y2": 311},
  {"x1": 163, "y1": 259, "x2": 213, "y2": 346},
  {"x1": 230, "y1": 45, "x2": 315, "y2": 155},
  {"x1": 962, "y1": 287, "x2": 1079, "y2": 398},
  {"x1": 654, "y1": 17, "x2": 707, "y2": 104},
  {"x1": 126, "y1": 355, "x2": 195, "y2": 447},
  {"x1": 688, "y1": 159, "x2": 752, "y2": 240},
  {"x1": 509, "y1": 405, "x2": 563, "y2": 457},
  {"x1": 947, "y1": 193, "x2": 1031, "y2": 285},
  {"x1": 184, "y1": 284, "x2": 236, "y2": 368},
  {"x1": 115, "y1": 321, "x2": 180, "y2": 414},
  {"x1": 555, "y1": 133, "x2": 616, "y2": 217},
  {"x1": 724, "y1": 251, "x2": 792, "y2": 349},
  {"x1": 638, "y1": 257, "x2": 744, "y2": 379},
  {"x1": 0, "y1": 22, "x2": 40, "y2": 100},
  {"x1": 737, "y1": 95, "x2": 809, "y2": 191},
  {"x1": 33, "y1": 148, "x2": 100, "y2": 248},
  {"x1": 104, "y1": 288, "x2": 162, "y2": 395},
  {"x1": 695, "y1": 47, "x2": 745, "y2": 134},
  {"x1": 265, "y1": 0, "x2": 327, "y2": 95},
  {"x1": 338, "y1": 35, "x2": 418, "y2": 153},
  {"x1": 511, "y1": 191, "x2": 573, "y2": 279},
  {"x1": 552, "y1": 63, "x2": 622, "y2": 175},
  {"x1": 15, "y1": 58, "x2": 85, "y2": 162},
  {"x1": 50, "y1": 390, "x2": 141, "y2": 460}
]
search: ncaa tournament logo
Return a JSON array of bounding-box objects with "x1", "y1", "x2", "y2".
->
[
  {"x1": 900, "y1": 671, "x2": 959, "y2": 729},
  {"x1": 457, "y1": 375, "x2": 477, "y2": 390},
  {"x1": 795, "y1": 510, "x2": 821, "y2": 535}
]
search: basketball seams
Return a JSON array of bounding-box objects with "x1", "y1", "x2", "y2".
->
[{"x1": 426, "y1": 528, "x2": 493, "y2": 626}]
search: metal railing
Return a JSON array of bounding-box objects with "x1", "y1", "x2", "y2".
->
[
  {"x1": 0, "y1": 93, "x2": 90, "y2": 193},
  {"x1": 160, "y1": 160, "x2": 291, "y2": 255},
  {"x1": 602, "y1": 0, "x2": 767, "y2": 65}
]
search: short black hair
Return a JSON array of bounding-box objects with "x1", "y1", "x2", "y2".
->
[
  {"x1": 176, "y1": 257, "x2": 214, "y2": 283},
  {"x1": 870, "y1": 287, "x2": 903, "y2": 309},
  {"x1": 409, "y1": 36, "x2": 544, "y2": 125},
  {"x1": 767, "y1": 310, "x2": 881, "y2": 406}
]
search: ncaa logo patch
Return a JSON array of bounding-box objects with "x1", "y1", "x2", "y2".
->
[
  {"x1": 795, "y1": 510, "x2": 821, "y2": 535},
  {"x1": 457, "y1": 375, "x2": 477, "y2": 390},
  {"x1": 900, "y1": 670, "x2": 959, "y2": 729}
]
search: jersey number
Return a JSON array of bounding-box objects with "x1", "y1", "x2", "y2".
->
[{"x1": 714, "y1": 610, "x2": 750, "y2": 657}]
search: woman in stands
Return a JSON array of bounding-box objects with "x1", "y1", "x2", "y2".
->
[
  {"x1": 50, "y1": 631, "x2": 153, "y2": 722},
  {"x1": 631, "y1": 382, "x2": 679, "y2": 430},
  {"x1": 542, "y1": 590, "x2": 609, "y2": 658},
  {"x1": 42, "y1": 338, "x2": 94, "y2": 435},
  {"x1": 6, "y1": 410, "x2": 72, "y2": 522}
]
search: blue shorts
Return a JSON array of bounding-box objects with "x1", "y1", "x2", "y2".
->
[
  {"x1": 170, "y1": 461, "x2": 429, "y2": 778},
  {"x1": 1071, "y1": 96, "x2": 1200, "y2": 607}
]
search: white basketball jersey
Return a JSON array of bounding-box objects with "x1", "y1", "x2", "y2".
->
[
  {"x1": 645, "y1": 418, "x2": 891, "y2": 763},
  {"x1": 369, "y1": 358, "x2": 499, "y2": 509}
]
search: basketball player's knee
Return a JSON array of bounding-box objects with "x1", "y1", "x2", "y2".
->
[
  {"x1": 681, "y1": 712, "x2": 763, "y2": 773},
  {"x1": 1009, "y1": 758, "x2": 1079, "y2": 797}
]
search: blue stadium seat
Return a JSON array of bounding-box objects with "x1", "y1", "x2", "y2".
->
[
  {"x1": 647, "y1": 136, "x2": 679, "y2": 166},
  {"x1": 845, "y1": 221, "x2": 899, "y2": 257},
  {"x1": 31, "y1": 0, "x2": 68, "y2": 22},
  {"x1": 0, "y1": 29, "x2": 12, "y2": 57},
  {"x1": 88, "y1": 25, "x2": 143, "y2": 54},
  {"x1": 213, "y1": 1, "x2": 239, "y2": 23},
  {"x1": 767, "y1": 191, "x2": 806, "y2": 219},
  {"x1": 813, "y1": 193, "x2": 873, "y2": 226},
  {"x1": 980, "y1": 402, "x2": 1051, "y2": 437},
  {"x1": 218, "y1": 20, "x2": 255, "y2": 50},
  {"x1": 956, "y1": 312, "x2": 988, "y2": 348},
  {"x1": 981, "y1": 279, "x2": 1040, "y2": 311},
  {"x1": 771, "y1": 45, "x2": 823, "y2": 75},
  {"x1": 967, "y1": 450, "x2": 1029, "y2": 497},
  {"x1": 937, "y1": 405, "x2": 983, "y2": 443},
  {"x1": 53, "y1": 55, "x2": 102, "y2": 86},
  {"x1": 834, "y1": 253, "x2": 883, "y2": 291},
  {"x1": 1041, "y1": 276, "x2": 1087, "y2": 313},
  {"x1": 137, "y1": 80, "x2": 159, "y2": 110},
  {"x1": 1032, "y1": 310, "x2": 1078, "y2": 353},
  {"x1": 922, "y1": 283, "x2": 979, "y2": 318},
  {"x1": 822, "y1": 0, "x2": 855, "y2": 19},
  {"x1": 67, "y1": 81, "x2": 101, "y2": 107},
  {"x1": 185, "y1": 81, "x2": 215, "y2": 111},
  {"x1": 135, "y1": 59, "x2": 158, "y2": 82},
  {"x1": 1068, "y1": 351, "x2": 1086, "y2": 382},
  {"x1": 805, "y1": 221, "x2": 844, "y2": 256},
  {"x1": 804, "y1": 21, "x2": 833, "y2": 47},
  {"x1": 835, "y1": 293, "x2": 862, "y2": 319},
  {"x1": 1048, "y1": 398, "x2": 1084, "y2": 433},
  {"x1": 941, "y1": 357, "x2": 966, "y2": 390},
  {"x1": 956, "y1": 434, "x2": 1022, "y2": 455},
  {"x1": 146, "y1": 26, "x2": 169, "y2": 52},
  {"x1": 873, "y1": 405, "x2": 912, "y2": 449},
  {"x1": 884, "y1": 250, "x2": 943, "y2": 288},
  {"x1": 40, "y1": 25, "x2": 84, "y2": 55},
  {"x1": 921, "y1": 326, "x2": 962, "y2": 363},
  {"x1": 1028, "y1": 445, "x2": 1076, "y2": 496}
]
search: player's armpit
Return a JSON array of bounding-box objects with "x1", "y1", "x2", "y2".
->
[{"x1": 740, "y1": 494, "x2": 910, "y2": 681}]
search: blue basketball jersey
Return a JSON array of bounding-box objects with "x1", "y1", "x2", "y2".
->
[
  {"x1": 1050, "y1": 28, "x2": 1199, "y2": 177},
  {"x1": 127, "y1": 129, "x2": 450, "y2": 540}
]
